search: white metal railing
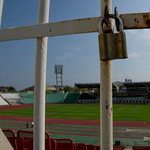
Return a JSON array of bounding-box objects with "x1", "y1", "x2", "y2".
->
[{"x1": 0, "y1": 12, "x2": 150, "y2": 42}]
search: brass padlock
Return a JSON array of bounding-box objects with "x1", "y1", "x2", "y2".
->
[{"x1": 99, "y1": 16, "x2": 128, "y2": 61}]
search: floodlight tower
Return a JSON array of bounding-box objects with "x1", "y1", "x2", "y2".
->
[{"x1": 54, "y1": 65, "x2": 63, "y2": 92}]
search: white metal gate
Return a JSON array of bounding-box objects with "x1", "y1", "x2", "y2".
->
[{"x1": 0, "y1": 0, "x2": 150, "y2": 150}]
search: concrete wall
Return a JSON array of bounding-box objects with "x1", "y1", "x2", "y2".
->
[
  {"x1": 1, "y1": 93, "x2": 24, "y2": 104},
  {"x1": 0, "y1": 96, "x2": 9, "y2": 105}
]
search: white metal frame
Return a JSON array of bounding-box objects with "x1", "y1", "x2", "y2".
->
[
  {"x1": 33, "y1": 1, "x2": 50, "y2": 150},
  {"x1": 0, "y1": 12, "x2": 150, "y2": 42},
  {"x1": 100, "y1": 1, "x2": 113, "y2": 150},
  {"x1": 0, "y1": 0, "x2": 150, "y2": 150}
]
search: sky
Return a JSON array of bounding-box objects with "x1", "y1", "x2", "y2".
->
[{"x1": 1, "y1": 0, "x2": 150, "y2": 91}]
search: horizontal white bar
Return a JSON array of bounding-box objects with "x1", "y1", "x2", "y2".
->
[
  {"x1": 120, "y1": 12, "x2": 150, "y2": 30},
  {"x1": 0, "y1": 17, "x2": 100, "y2": 42},
  {"x1": 0, "y1": 12, "x2": 150, "y2": 42}
]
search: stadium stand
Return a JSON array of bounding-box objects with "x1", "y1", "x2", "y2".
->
[
  {"x1": 54, "y1": 138, "x2": 74, "y2": 150},
  {"x1": 0, "y1": 128, "x2": 14, "y2": 150},
  {"x1": 63, "y1": 93, "x2": 80, "y2": 103},
  {"x1": 78, "y1": 93, "x2": 96, "y2": 100},
  {"x1": 75, "y1": 81, "x2": 150, "y2": 104},
  {"x1": 113, "y1": 146, "x2": 125, "y2": 150},
  {"x1": 20, "y1": 93, "x2": 34, "y2": 104},
  {"x1": 86, "y1": 144, "x2": 95, "y2": 150},
  {"x1": 113, "y1": 97, "x2": 150, "y2": 104},
  {"x1": 4, "y1": 129, "x2": 150, "y2": 150},
  {"x1": 75, "y1": 143, "x2": 88, "y2": 150},
  {"x1": 46, "y1": 93, "x2": 66, "y2": 103},
  {"x1": 17, "y1": 130, "x2": 51, "y2": 150},
  {"x1": 95, "y1": 146, "x2": 100, "y2": 150},
  {"x1": 50, "y1": 138, "x2": 57, "y2": 150},
  {"x1": 132, "y1": 146, "x2": 149, "y2": 150},
  {"x1": 21, "y1": 93, "x2": 66, "y2": 104},
  {"x1": 0, "y1": 95, "x2": 9, "y2": 105},
  {"x1": 77, "y1": 93, "x2": 99, "y2": 103},
  {"x1": 1, "y1": 93, "x2": 24, "y2": 105},
  {"x1": 2, "y1": 81, "x2": 150, "y2": 105},
  {"x1": 2, "y1": 129, "x2": 17, "y2": 150}
]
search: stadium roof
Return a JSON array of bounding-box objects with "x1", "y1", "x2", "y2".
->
[
  {"x1": 75, "y1": 81, "x2": 150, "y2": 89},
  {"x1": 123, "y1": 82, "x2": 150, "y2": 88},
  {"x1": 75, "y1": 83, "x2": 118, "y2": 89}
]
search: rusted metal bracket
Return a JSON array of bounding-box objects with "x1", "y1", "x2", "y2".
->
[{"x1": 120, "y1": 12, "x2": 150, "y2": 29}]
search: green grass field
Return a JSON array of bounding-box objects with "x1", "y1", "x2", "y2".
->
[{"x1": 0, "y1": 104, "x2": 150, "y2": 121}]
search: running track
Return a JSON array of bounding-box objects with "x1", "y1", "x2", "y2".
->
[{"x1": 1, "y1": 104, "x2": 150, "y2": 145}]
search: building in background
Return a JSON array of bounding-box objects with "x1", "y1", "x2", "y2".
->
[{"x1": 75, "y1": 79, "x2": 150, "y2": 104}]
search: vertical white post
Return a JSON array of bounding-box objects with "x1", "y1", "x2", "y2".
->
[
  {"x1": 34, "y1": 0, "x2": 50, "y2": 150},
  {"x1": 100, "y1": 0, "x2": 113, "y2": 150},
  {"x1": 0, "y1": 0, "x2": 4, "y2": 27}
]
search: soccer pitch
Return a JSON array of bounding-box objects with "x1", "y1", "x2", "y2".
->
[{"x1": 0, "y1": 104, "x2": 150, "y2": 121}]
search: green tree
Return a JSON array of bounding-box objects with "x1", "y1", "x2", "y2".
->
[
  {"x1": 81, "y1": 88, "x2": 87, "y2": 93},
  {"x1": 8, "y1": 86, "x2": 16, "y2": 92},
  {"x1": 63, "y1": 86, "x2": 74, "y2": 93},
  {"x1": 46, "y1": 90, "x2": 53, "y2": 93},
  {"x1": 73, "y1": 87, "x2": 80, "y2": 93},
  {"x1": 6, "y1": 86, "x2": 9, "y2": 91}
]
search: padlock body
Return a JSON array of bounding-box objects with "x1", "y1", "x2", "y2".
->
[{"x1": 99, "y1": 32, "x2": 128, "y2": 61}]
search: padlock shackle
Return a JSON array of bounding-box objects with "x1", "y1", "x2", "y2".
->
[
  {"x1": 116, "y1": 16, "x2": 123, "y2": 31},
  {"x1": 99, "y1": 16, "x2": 104, "y2": 34},
  {"x1": 100, "y1": 15, "x2": 123, "y2": 33}
]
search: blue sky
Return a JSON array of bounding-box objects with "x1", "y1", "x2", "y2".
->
[{"x1": 0, "y1": 0, "x2": 150, "y2": 91}]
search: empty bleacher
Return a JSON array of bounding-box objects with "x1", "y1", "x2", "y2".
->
[
  {"x1": 5, "y1": 92, "x2": 150, "y2": 105},
  {"x1": 1, "y1": 93, "x2": 24, "y2": 105},
  {"x1": 78, "y1": 93, "x2": 96, "y2": 100},
  {"x1": 113, "y1": 97, "x2": 150, "y2": 104},
  {"x1": 46, "y1": 93, "x2": 66, "y2": 103},
  {"x1": 3, "y1": 129, "x2": 130, "y2": 150},
  {"x1": 20, "y1": 93, "x2": 34, "y2": 104},
  {"x1": 0, "y1": 95, "x2": 9, "y2": 105},
  {"x1": 20, "y1": 93, "x2": 66, "y2": 104},
  {"x1": 63, "y1": 93, "x2": 79, "y2": 103},
  {"x1": 77, "y1": 93, "x2": 99, "y2": 103}
]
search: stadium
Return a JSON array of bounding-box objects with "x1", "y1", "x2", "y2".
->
[
  {"x1": 1, "y1": 80, "x2": 150, "y2": 105},
  {"x1": 1, "y1": 80, "x2": 150, "y2": 149}
]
